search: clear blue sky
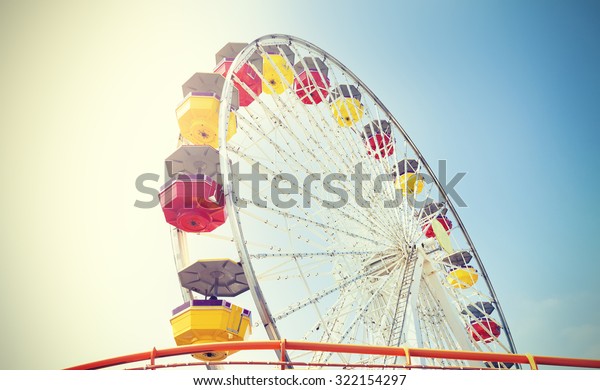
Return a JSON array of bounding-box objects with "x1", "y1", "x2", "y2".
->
[{"x1": 0, "y1": 0, "x2": 598, "y2": 368}]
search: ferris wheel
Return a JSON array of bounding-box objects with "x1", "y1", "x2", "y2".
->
[{"x1": 159, "y1": 34, "x2": 518, "y2": 369}]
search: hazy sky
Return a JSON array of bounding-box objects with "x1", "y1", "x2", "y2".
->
[{"x1": 0, "y1": 0, "x2": 598, "y2": 369}]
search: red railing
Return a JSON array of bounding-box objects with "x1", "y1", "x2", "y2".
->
[{"x1": 66, "y1": 339, "x2": 600, "y2": 370}]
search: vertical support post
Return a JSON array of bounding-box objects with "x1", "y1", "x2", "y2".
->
[
  {"x1": 172, "y1": 228, "x2": 194, "y2": 301},
  {"x1": 402, "y1": 346, "x2": 412, "y2": 369},
  {"x1": 525, "y1": 353, "x2": 538, "y2": 370},
  {"x1": 280, "y1": 339, "x2": 287, "y2": 370},
  {"x1": 150, "y1": 347, "x2": 157, "y2": 370}
]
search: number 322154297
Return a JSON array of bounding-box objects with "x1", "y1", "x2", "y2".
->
[{"x1": 334, "y1": 374, "x2": 406, "y2": 386}]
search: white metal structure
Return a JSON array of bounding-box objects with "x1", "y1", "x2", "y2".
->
[{"x1": 173, "y1": 34, "x2": 518, "y2": 368}]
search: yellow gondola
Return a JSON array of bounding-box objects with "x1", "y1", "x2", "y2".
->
[
  {"x1": 170, "y1": 299, "x2": 251, "y2": 361},
  {"x1": 176, "y1": 93, "x2": 237, "y2": 147},
  {"x1": 446, "y1": 266, "x2": 479, "y2": 289}
]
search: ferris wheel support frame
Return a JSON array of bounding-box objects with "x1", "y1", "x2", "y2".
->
[{"x1": 422, "y1": 258, "x2": 485, "y2": 367}]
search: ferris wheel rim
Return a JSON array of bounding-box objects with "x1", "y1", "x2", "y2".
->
[{"x1": 215, "y1": 34, "x2": 517, "y2": 360}]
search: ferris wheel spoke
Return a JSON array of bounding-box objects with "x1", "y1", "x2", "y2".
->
[
  {"x1": 305, "y1": 299, "x2": 354, "y2": 365},
  {"x1": 229, "y1": 137, "x2": 397, "y2": 241},
  {"x1": 256, "y1": 256, "x2": 332, "y2": 281},
  {"x1": 236, "y1": 196, "x2": 387, "y2": 246},
  {"x1": 230, "y1": 137, "x2": 400, "y2": 241},
  {"x1": 250, "y1": 250, "x2": 375, "y2": 259},
  {"x1": 245, "y1": 52, "x2": 352, "y2": 172},
  {"x1": 252, "y1": 48, "x2": 408, "y2": 237},
  {"x1": 237, "y1": 206, "x2": 334, "y2": 248},
  {"x1": 240, "y1": 98, "x2": 355, "y2": 178},
  {"x1": 251, "y1": 89, "x2": 351, "y2": 175},
  {"x1": 234, "y1": 114, "x2": 322, "y2": 176},
  {"x1": 271, "y1": 259, "x2": 391, "y2": 322},
  {"x1": 315, "y1": 273, "x2": 397, "y2": 363}
]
